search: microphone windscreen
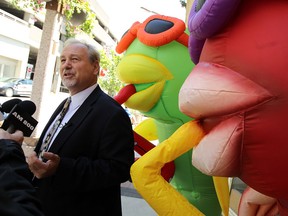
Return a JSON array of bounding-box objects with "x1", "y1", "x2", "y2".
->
[
  {"x1": 1, "y1": 98, "x2": 22, "y2": 113},
  {"x1": 18, "y1": 101, "x2": 36, "y2": 115}
]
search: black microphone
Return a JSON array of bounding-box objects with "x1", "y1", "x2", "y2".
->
[
  {"x1": 0, "y1": 98, "x2": 22, "y2": 113},
  {"x1": 0, "y1": 98, "x2": 22, "y2": 121},
  {"x1": 1, "y1": 100, "x2": 38, "y2": 137}
]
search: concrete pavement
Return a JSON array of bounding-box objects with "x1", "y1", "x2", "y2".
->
[
  {"x1": 121, "y1": 181, "x2": 156, "y2": 216},
  {"x1": 121, "y1": 195, "x2": 156, "y2": 216}
]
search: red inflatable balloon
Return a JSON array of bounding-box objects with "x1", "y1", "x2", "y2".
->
[{"x1": 181, "y1": 0, "x2": 288, "y2": 214}]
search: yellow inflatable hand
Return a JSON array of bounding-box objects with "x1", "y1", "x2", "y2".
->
[
  {"x1": 134, "y1": 118, "x2": 158, "y2": 141},
  {"x1": 131, "y1": 120, "x2": 205, "y2": 215}
]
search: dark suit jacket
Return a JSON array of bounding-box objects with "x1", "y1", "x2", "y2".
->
[{"x1": 33, "y1": 86, "x2": 134, "y2": 216}]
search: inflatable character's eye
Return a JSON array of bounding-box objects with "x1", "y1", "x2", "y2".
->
[
  {"x1": 116, "y1": 15, "x2": 189, "y2": 54},
  {"x1": 138, "y1": 15, "x2": 188, "y2": 47},
  {"x1": 145, "y1": 19, "x2": 174, "y2": 34}
]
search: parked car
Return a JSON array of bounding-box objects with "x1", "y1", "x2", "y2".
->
[{"x1": 0, "y1": 77, "x2": 33, "y2": 97}]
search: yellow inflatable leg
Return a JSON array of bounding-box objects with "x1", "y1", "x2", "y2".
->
[
  {"x1": 131, "y1": 120, "x2": 205, "y2": 216},
  {"x1": 213, "y1": 176, "x2": 230, "y2": 216}
]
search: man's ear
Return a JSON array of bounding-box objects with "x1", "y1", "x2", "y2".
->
[{"x1": 94, "y1": 63, "x2": 100, "y2": 76}]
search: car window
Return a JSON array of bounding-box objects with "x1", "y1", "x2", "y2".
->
[
  {"x1": 18, "y1": 80, "x2": 26, "y2": 84},
  {"x1": 27, "y1": 80, "x2": 33, "y2": 85},
  {"x1": 0, "y1": 78, "x2": 33, "y2": 84}
]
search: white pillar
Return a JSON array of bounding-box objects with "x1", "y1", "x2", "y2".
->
[{"x1": 31, "y1": 8, "x2": 63, "y2": 137}]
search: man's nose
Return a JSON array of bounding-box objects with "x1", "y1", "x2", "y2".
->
[{"x1": 62, "y1": 60, "x2": 72, "y2": 68}]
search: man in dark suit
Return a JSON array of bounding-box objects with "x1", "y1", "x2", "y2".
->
[{"x1": 27, "y1": 38, "x2": 135, "y2": 216}]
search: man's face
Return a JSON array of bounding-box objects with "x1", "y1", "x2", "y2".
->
[{"x1": 60, "y1": 43, "x2": 99, "y2": 95}]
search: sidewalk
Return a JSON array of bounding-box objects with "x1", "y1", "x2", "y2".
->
[{"x1": 121, "y1": 181, "x2": 157, "y2": 216}]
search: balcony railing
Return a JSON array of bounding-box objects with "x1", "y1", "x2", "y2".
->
[{"x1": 0, "y1": 9, "x2": 42, "y2": 49}]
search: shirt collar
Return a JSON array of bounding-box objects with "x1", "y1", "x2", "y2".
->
[{"x1": 70, "y1": 83, "x2": 97, "y2": 110}]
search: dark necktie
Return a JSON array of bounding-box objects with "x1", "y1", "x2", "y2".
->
[{"x1": 39, "y1": 97, "x2": 71, "y2": 160}]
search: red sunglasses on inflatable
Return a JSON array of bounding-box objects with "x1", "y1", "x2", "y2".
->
[{"x1": 116, "y1": 15, "x2": 189, "y2": 54}]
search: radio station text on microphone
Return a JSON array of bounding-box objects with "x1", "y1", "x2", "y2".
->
[{"x1": 1, "y1": 100, "x2": 38, "y2": 137}]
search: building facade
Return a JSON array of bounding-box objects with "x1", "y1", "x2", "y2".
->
[{"x1": 0, "y1": 0, "x2": 118, "y2": 91}]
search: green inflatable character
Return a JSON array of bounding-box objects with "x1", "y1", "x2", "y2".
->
[{"x1": 114, "y1": 15, "x2": 225, "y2": 215}]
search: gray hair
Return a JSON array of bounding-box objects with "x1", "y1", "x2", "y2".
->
[{"x1": 63, "y1": 38, "x2": 100, "y2": 64}]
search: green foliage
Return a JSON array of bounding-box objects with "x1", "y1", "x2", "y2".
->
[
  {"x1": 10, "y1": 0, "x2": 45, "y2": 12},
  {"x1": 10, "y1": 0, "x2": 95, "y2": 37},
  {"x1": 60, "y1": 0, "x2": 96, "y2": 37},
  {"x1": 98, "y1": 49, "x2": 124, "y2": 97}
]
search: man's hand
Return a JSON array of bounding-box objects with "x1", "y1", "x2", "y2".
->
[
  {"x1": 27, "y1": 151, "x2": 60, "y2": 179},
  {"x1": 0, "y1": 129, "x2": 24, "y2": 144}
]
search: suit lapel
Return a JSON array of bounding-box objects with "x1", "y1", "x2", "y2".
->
[{"x1": 48, "y1": 86, "x2": 102, "y2": 153}]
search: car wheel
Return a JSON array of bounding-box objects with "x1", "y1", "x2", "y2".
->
[{"x1": 5, "y1": 88, "x2": 14, "y2": 97}]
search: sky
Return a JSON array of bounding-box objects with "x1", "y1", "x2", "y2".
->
[{"x1": 97, "y1": 0, "x2": 186, "y2": 39}]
